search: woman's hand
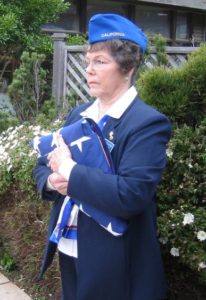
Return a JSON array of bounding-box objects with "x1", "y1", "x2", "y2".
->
[
  {"x1": 48, "y1": 134, "x2": 72, "y2": 173},
  {"x1": 48, "y1": 172, "x2": 68, "y2": 195}
]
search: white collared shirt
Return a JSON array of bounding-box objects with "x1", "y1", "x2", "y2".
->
[{"x1": 81, "y1": 85, "x2": 137, "y2": 122}]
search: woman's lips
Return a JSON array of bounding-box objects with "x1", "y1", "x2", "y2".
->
[
  {"x1": 88, "y1": 81, "x2": 98, "y2": 85},
  {"x1": 88, "y1": 82, "x2": 98, "y2": 87}
]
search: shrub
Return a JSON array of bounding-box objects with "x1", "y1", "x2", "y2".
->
[
  {"x1": 0, "y1": 124, "x2": 38, "y2": 196},
  {"x1": 157, "y1": 118, "x2": 206, "y2": 281},
  {"x1": 0, "y1": 0, "x2": 68, "y2": 51},
  {"x1": 137, "y1": 66, "x2": 188, "y2": 124},
  {"x1": 137, "y1": 43, "x2": 206, "y2": 283},
  {"x1": 0, "y1": 117, "x2": 64, "y2": 299},
  {"x1": 24, "y1": 34, "x2": 54, "y2": 56},
  {"x1": 36, "y1": 99, "x2": 58, "y2": 128},
  {"x1": 158, "y1": 121, "x2": 206, "y2": 211},
  {"x1": 8, "y1": 51, "x2": 48, "y2": 122},
  {"x1": 180, "y1": 44, "x2": 206, "y2": 127},
  {"x1": 66, "y1": 34, "x2": 87, "y2": 46},
  {"x1": 153, "y1": 34, "x2": 168, "y2": 66},
  {"x1": 0, "y1": 119, "x2": 63, "y2": 196},
  {"x1": 0, "y1": 111, "x2": 19, "y2": 134},
  {"x1": 0, "y1": 252, "x2": 16, "y2": 272},
  {"x1": 138, "y1": 44, "x2": 206, "y2": 127}
]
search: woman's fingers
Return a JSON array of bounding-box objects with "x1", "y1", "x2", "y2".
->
[{"x1": 47, "y1": 134, "x2": 72, "y2": 172}]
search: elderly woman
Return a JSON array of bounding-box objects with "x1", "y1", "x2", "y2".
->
[{"x1": 34, "y1": 13, "x2": 171, "y2": 300}]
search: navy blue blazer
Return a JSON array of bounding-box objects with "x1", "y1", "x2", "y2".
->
[{"x1": 34, "y1": 96, "x2": 171, "y2": 300}]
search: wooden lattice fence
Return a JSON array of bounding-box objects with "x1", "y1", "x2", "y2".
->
[{"x1": 52, "y1": 33, "x2": 199, "y2": 108}]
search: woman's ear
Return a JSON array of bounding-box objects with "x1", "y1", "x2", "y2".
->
[{"x1": 126, "y1": 68, "x2": 135, "y2": 83}]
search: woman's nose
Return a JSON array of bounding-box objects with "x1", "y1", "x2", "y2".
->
[{"x1": 85, "y1": 63, "x2": 94, "y2": 73}]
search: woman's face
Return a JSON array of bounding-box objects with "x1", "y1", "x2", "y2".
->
[{"x1": 85, "y1": 49, "x2": 129, "y2": 101}]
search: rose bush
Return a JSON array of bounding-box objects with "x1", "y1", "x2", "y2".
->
[
  {"x1": 138, "y1": 44, "x2": 206, "y2": 284},
  {"x1": 0, "y1": 119, "x2": 63, "y2": 196},
  {"x1": 157, "y1": 119, "x2": 206, "y2": 282}
]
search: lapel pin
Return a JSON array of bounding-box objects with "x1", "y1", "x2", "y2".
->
[{"x1": 109, "y1": 131, "x2": 114, "y2": 140}]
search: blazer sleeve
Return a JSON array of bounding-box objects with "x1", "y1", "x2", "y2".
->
[
  {"x1": 68, "y1": 113, "x2": 171, "y2": 219},
  {"x1": 33, "y1": 156, "x2": 62, "y2": 201}
]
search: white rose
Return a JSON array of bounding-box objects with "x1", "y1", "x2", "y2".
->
[
  {"x1": 182, "y1": 213, "x2": 194, "y2": 226},
  {"x1": 197, "y1": 231, "x2": 206, "y2": 242},
  {"x1": 170, "y1": 247, "x2": 179, "y2": 257}
]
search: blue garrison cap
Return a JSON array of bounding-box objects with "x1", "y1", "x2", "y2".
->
[{"x1": 88, "y1": 13, "x2": 148, "y2": 53}]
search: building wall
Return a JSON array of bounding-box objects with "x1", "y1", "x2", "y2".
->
[
  {"x1": 139, "y1": 0, "x2": 206, "y2": 10},
  {"x1": 43, "y1": 0, "x2": 206, "y2": 46}
]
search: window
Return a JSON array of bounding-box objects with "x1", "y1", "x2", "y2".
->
[
  {"x1": 87, "y1": 0, "x2": 128, "y2": 30},
  {"x1": 192, "y1": 14, "x2": 206, "y2": 44},
  {"x1": 176, "y1": 13, "x2": 189, "y2": 40},
  {"x1": 42, "y1": 0, "x2": 79, "y2": 32},
  {"x1": 135, "y1": 6, "x2": 171, "y2": 38}
]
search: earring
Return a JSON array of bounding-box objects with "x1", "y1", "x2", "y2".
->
[{"x1": 125, "y1": 76, "x2": 129, "y2": 81}]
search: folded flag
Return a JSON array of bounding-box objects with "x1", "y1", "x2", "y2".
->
[
  {"x1": 50, "y1": 197, "x2": 76, "y2": 243},
  {"x1": 30, "y1": 117, "x2": 128, "y2": 237}
]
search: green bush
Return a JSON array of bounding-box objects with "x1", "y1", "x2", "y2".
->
[
  {"x1": 0, "y1": 252, "x2": 16, "y2": 272},
  {"x1": 138, "y1": 44, "x2": 206, "y2": 127},
  {"x1": 181, "y1": 44, "x2": 206, "y2": 126},
  {"x1": 66, "y1": 34, "x2": 87, "y2": 46},
  {"x1": 0, "y1": 0, "x2": 68, "y2": 52},
  {"x1": 138, "y1": 67, "x2": 188, "y2": 124},
  {"x1": 136, "y1": 44, "x2": 206, "y2": 283},
  {"x1": 36, "y1": 99, "x2": 58, "y2": 128},
  {"x1": 0, "y1": 118, "x2": 63, "y2": 195},
  {"x1": 24, "y1": 34, "x2": 54, "y2": 56},
  {"x1": 0, "y1": 124, "x2": 37, "y2": 195},
  {"x1": 158, "y1": 120, "x2": 206, "y2": 211},
  {"x1": 8, "y1": 51, "x2": 48, "y2": 122},
  {"x1": 0, "y1": 111, "x2": 19, "y2": 133},
  {"x1": 157, "y1": 118, "x2": 206, "y2": 281},
  {"x1": 153, "y1": 34, "x2": 168, "y2": 66}
]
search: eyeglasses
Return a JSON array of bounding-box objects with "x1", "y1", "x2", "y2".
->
[{"x1": 84, "y1": 58, "x2": 114, "y2": 70}]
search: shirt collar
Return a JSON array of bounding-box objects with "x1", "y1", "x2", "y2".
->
[{"x1": 80, "y1": 86, "x2": 137, "y2": 122}]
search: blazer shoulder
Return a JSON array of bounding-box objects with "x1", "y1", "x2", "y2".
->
[{"x1": 129, "y1": 97, "x2": 171, "y2": 124}]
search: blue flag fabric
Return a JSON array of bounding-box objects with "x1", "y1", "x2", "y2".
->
[
  {"x1": 30, "y1": 118, "x2": 128, "y2": 238},
  {"x1": 50, "y1": 197, "x2": 76, "y2": 243}
]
